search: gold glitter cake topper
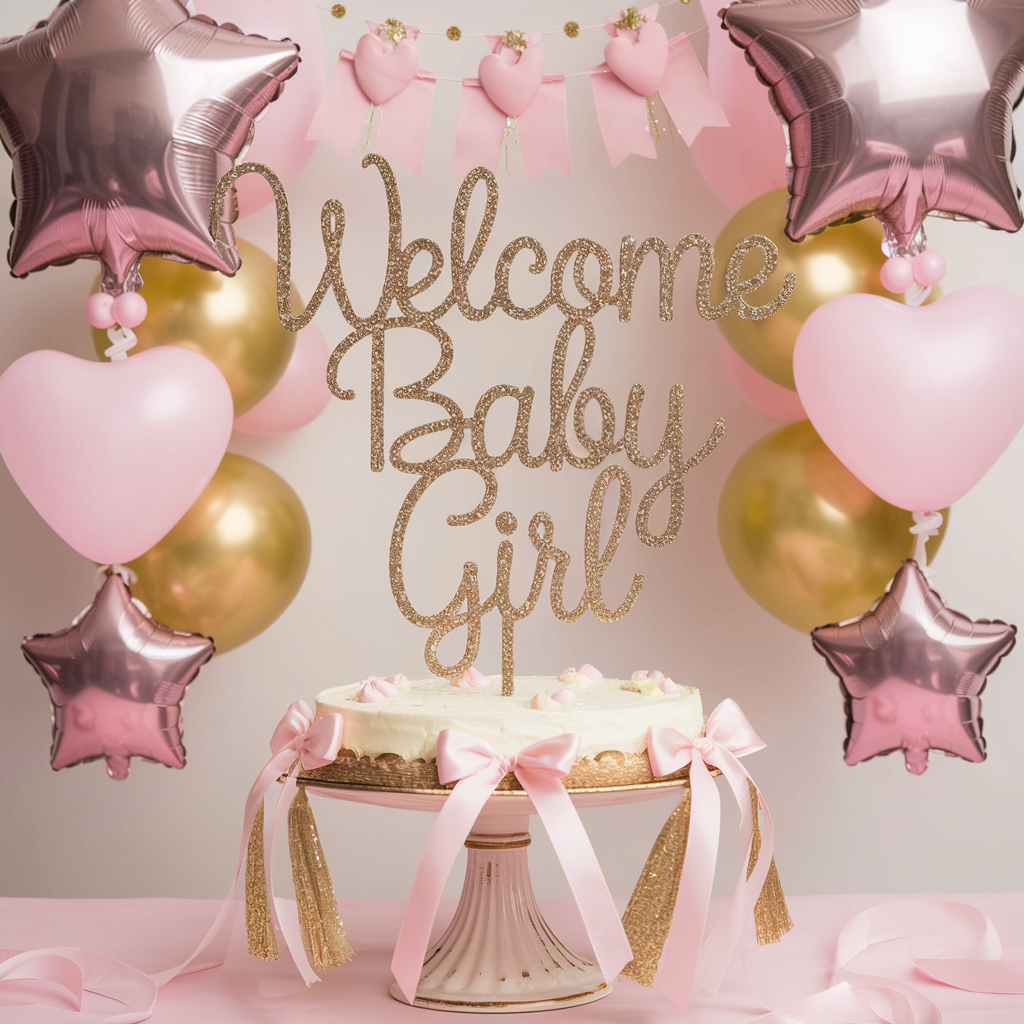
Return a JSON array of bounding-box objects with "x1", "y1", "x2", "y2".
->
[{"x1": 211, "y1": 158, "x2": 794, "y2": 697}]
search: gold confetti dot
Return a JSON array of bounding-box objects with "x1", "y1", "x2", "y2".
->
[
  {"x1": 564, "y1": 21, "x2": 580, "y2": 38},
  {"x1": 503, "y1": 29, "x2": 528, "y2": 52},
  {"x1": 330, "y1": 4, "x2": 345, "y2": 18},
  {"x1": 496, "y1": 511, "x2": 518, "y2": 535},
  {"x1": 380, "y1": 18, "x2": 406, "y2": 44},
  {"x1": 617, "y1": 6, "x2": 647, "y2": 31},
  {"x1": 446, "y1": 25, "x2": 462, "y2": 41}
]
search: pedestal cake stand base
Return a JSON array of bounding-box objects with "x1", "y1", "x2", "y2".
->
[
  {"x1": 306, "y1": 779, "x2": 687, "y2": 1013},
  {"x1": 391, "y1": 807, "x2": 609, "y2": 1012}
]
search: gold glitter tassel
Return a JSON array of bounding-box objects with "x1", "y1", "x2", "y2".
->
[
  {"x1": 620, "y1": 789, "x2": 691, "y2": 986},
  {"x1": 288, "y1": 785, "x2": 354, "y2": 971},
  {"x1": 622, "y1": 779, "x2": 793, "y2": 987},
  {"x1": 245, "y1": 801, "x2": 279, "y2": 961},
  {"x1": 747, "y1": 780, "x2": 793, "y2": 946}
]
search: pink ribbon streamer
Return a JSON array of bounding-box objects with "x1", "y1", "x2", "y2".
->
[
  {"x1": 390, "y1": 729, "x2": 631, "y2": 1005},
  {"x1": 146, "y1": 700, "x2": 344, "y2": 989},
  {"x1": 647, "y1": 698, "x2": 774, "y2": 1010},
  {"x1": 591, "y1": 31, "x2": 728, "y2": 167},
  {"x1": 307, "y1": 43, "x2": 435, "y2": 177}
]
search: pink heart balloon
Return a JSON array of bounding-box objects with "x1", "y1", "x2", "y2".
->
[
  {"x1": 354, "y1": 33, "x2": 419, "y2": 106},
  {"x1": 793, "y1": 286, "x2": 1024, "y2": 512},
  {"x1": 0, "y1": 347, "x2": 233, "y2": 564},
  {"x1": 478, "y1": 46, "x2": 545, "y2": 119},
  {"x1": 605, "y1": 22, "x2": 669, "y2": 97}
]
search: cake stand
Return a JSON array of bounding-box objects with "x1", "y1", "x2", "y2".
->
[{"x1": 302, "y1": 776, "x2": 688, "y2": 1013}]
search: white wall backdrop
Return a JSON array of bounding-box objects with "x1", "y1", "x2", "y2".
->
[{"x1": 1, "y1": 0, "x2": 1022, "y2": 904}]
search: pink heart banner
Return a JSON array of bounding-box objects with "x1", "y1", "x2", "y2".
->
[
  {"x1": 591, "y1": 11, "x2": 728, "y2": 168},
  {"x1": 307, "y1": 22, "x2": 435, "y2": 177},
  {"x1": 454, "y1": 36, "x2": 570, "y2": 180}
]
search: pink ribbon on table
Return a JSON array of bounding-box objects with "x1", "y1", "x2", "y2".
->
[
  {"x1": 307, "y1": 23, "x2": 436, "y2": 177},
  {"x1": 453, "y1": 37, "x2": 571, "y2": 180},
  {"x1": 748, "y1": 899, "x2": 1024, "y2": 1023},
  {"x1": 0, "y1": 947, "x2": 157, "y2": 1023},
  {"x1": 646, "y1": 698, "x2": 774, "y2": 1010},
  {"x1": 590, "y1": 7, "x2": 728, "y2": 168},
  {"x1": 390, "y1": 730, "x2": 632, "y2": 1004}
]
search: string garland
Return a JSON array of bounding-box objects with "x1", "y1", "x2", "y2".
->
[
  {"x1": 304, "y1": 0, "x2": 691, "y2": 41},
  {"x1": 301, "y1": 1, "x2": 707, "y2": 84}
]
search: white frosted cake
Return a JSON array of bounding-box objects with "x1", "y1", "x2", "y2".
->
[{"x1": 304, "y1": 665, "x2": 704, "y2": 791}]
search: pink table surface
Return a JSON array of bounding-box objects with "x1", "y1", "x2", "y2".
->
[{"x1": 2, "y1": 893, "x2": 1023, "y2": 1022}]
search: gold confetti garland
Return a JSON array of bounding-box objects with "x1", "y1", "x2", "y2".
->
[{"x1": 211, "y1": 159, "x2": 793, "y2": 694}]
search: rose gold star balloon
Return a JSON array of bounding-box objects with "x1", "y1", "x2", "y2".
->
[
  {"x1": 21, "y1": 574, "x2": 214, "y2": 780},
  {"x1": 722, "y1": 0, "x2": 1024, "y2": 253},
  {"x1": 0, "y1": 0, "x2": 300, "y2": 294},
  {"x1": 811, "y1": 561, "x2": 1016, "y2": 775}
]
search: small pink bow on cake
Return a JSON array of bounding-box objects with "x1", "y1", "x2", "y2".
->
[
  {"x1": 391, "y1": 730, "x2": 631, "y2": 1004},
  {"x1": 644, "y1": 699, "x2": 780, "y2": 1010},
  {"x1": 590, "y1": 3, "x2": 727, "y2": 167},
  {"x1": 268, "y1": 700, "x2": 344, "y2": 768}
]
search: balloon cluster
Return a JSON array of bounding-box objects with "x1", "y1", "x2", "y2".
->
[
  {"x1": 706, "y1": 0, "x2": 1024, "y2": 772},
  {"x1": 0, "y1": 0, "x2": 330, "y2": 778}
]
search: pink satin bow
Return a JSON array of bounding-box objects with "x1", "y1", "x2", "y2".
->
[
  {"x1": 647, "y1": 698, "x2": 774, "y2": 1010},
  {"x1": 390, "y1": 730, "x2": 632, "y2": 1004}
]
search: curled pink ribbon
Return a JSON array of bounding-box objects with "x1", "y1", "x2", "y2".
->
[
  {"x1": 647, "y1": 698, "x2": 774, "y2": 1010},
  {"x1": 0, "y1": 947, "x2": 156, "y2": 1021},
  {"x1": 748, "y1": 899, "x2": 1024, "y2": 1023},
  {"x1": 390, "y1": 730, "x2": 632, "y2": 1004}
]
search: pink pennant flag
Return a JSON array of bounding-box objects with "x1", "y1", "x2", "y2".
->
[
  {"x1": 307, "y1": 22, "x2": 435, "y2": 176},
  {"x1": 454, "y1": 34, "x2": 571, "y2": 180},
  {"x1": 591, "y1": 4, "x2": 727, "y2": 168}
]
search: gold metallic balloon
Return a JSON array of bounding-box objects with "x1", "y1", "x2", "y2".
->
[
  {"x1": 92, "y1": 239, "x2": 299, "y2": 416},
  {"x1": 127, "y1": 454, "x2": 311, "y2": 654},
  {"x1": 718, "y1": 421, "x2": 948, "y2": 633},
  {"x1": 716, "y1": 189, "x2": 936, "y2": 389}
]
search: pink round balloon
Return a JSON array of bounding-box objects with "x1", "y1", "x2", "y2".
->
[
  {"x1": 913, "y1": 251, "x2": 946, "y2": 288},
  {"x1": 0, "y1": 347, "x2": 234, "y2": 564},
  {"x1": 793, "y1": 286, "x2": 1024, "y2": 512},
  {"x1": 233, "y1": 325, "x2": 332, "y2": 436},
  {"x1": 112, "y1": 291, "x2": 147, "y2": 329},
  {"x1": 85, "y1": 292, "x2": 115, "y2": 329},
  {"x1": 879, "y1": 257, "x2": 915, "y2": 295},
  {"x1": 687, "y1": 0, "x2": 787, "y2": 211},
  {"x1": 720, "y1": 337, "x2": 806, "y2": 421},
  {"x1": 191, "y1": 0, "x2": 325, "y2": 216}
]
